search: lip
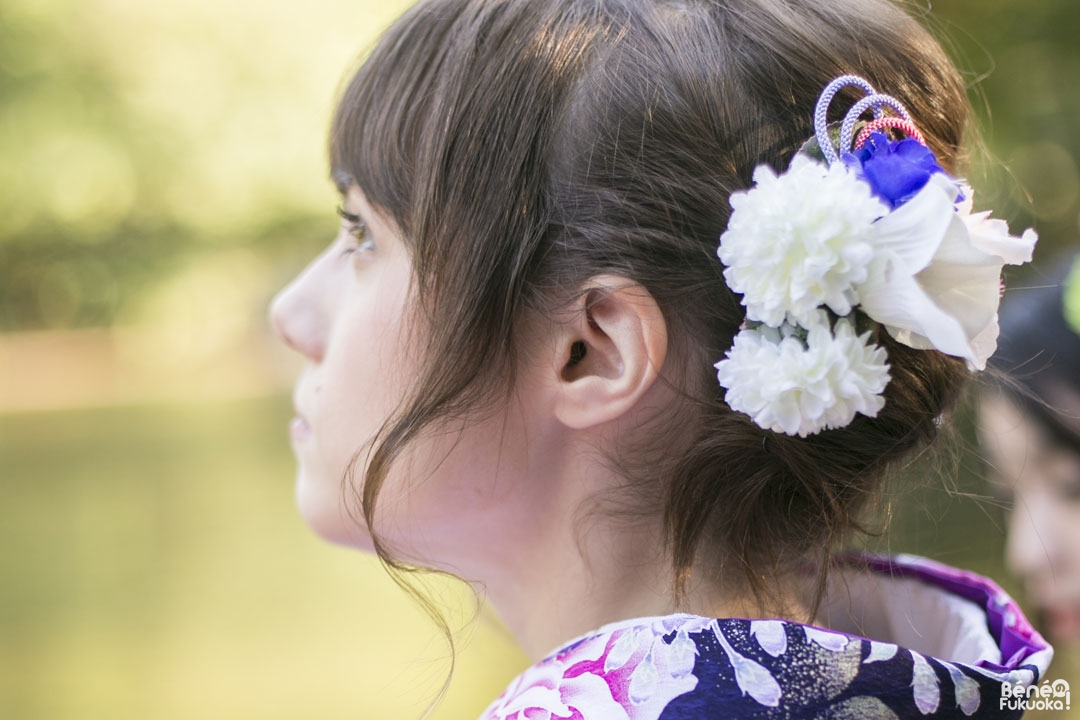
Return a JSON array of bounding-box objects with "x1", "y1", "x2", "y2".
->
[
  {"x1": 291, "y1": 379, "x2": 315, "y2": 442},
  {"x1": 1043, "y1": 604, "x2": 1080, "y2": 641},
  {"x1": 290, "y1": 414, "x2": 311, "y2": 443}
]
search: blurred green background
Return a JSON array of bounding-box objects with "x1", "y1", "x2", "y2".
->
[{"x1": 1, "y1": 0, "x2": 1077, "y2": 717}]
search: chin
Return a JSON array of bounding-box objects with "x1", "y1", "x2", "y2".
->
[{"x1": 294, "y1": 472, "x2": 375, "y2": 552}]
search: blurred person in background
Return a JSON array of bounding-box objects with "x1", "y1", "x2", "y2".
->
[{"x1": 981, "y1": 253, "x2": 1080, "y2": 651}]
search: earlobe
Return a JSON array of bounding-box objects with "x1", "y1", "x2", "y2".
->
[{"x1": 553, "y1": 275, "x2": 668, "y2": 430}]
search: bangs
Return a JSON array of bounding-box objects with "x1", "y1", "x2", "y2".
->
[{"x1": 329, "y1": 2, "x2": 465, "y2": 242}]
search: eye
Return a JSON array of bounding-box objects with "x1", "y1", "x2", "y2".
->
[
  {"x1": 1054, "y1": 470, "x2": 1080, "y2": 503},
  {"x1": 336, "y1": 205, "x2": 375, "y2": 255}
]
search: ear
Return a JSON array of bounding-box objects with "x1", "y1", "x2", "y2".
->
[{"x1": 550, "y1": 275, "x2": 668, "y2": 430}]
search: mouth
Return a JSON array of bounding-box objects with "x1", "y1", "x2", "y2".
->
[
  {"x1": 290, "y1": 414, "x2": 312, "y2": 443},
  {"x1": 291, "y1": 388, "x2": 313, "y2": 442},
  {"x1": 1042, "y1": 605, "x2": 1080, "y2": 642}
]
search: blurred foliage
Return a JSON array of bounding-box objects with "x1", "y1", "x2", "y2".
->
[
  {"x1": 0, "y1": 0, "x2": 411, "y2": 331},
  {"x1": 923, "y1": 0, "x2": 1080, "y2": 257},
  {"x1": 0, "y1": 396, "x2": 527, "y2": 719},
  {"x1": 1, "y1": 0, "x2": 1079, "y2": 331}
]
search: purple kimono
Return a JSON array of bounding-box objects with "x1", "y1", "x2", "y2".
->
[{"x1": 480, "y1": 553, "x2": 1056, "y2": 719}]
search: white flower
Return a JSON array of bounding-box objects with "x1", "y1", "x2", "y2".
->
[
  {"x1": 714, "y1": 313, "x2": 891, "y2": 437},
  {"x1": 855, "y1": 175, "x2": 1037, "y2": 370},
  {"x1": 718, "y1": 155, "x2": 888, "y2": 327},
  {"x1": 713, "y1": 139, "x2": 1037, "y2": 434}
]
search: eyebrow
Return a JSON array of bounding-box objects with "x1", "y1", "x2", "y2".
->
[{"x1": 331, "y1": 169, "x2": 355, "y2": 196}]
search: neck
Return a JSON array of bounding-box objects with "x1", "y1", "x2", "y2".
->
[
  {"x1": 475, "y1": 504, "x2": 809, "y2": 662},
  {"x1": 482, "y1": 514, "x2": 669, "y2": 661},
  {"x1": 419, "y1": 417, "x2": 813, "y2": 663}
]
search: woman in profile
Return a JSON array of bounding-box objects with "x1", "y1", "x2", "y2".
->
[{"x1": 270, "y1": 0, "x2": 1053, "y2": 716}]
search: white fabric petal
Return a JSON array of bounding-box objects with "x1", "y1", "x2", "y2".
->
[
  {"x1": 911, "y1": 651, "x2": 941, "y2": 715},
  {"x1": 853, "y1": 173, "x2": 1036, "y2": 366},
  {"x1": 864, "y1": 641, "x2": 898, "y2": 664},
  {"x1": 964, "y1": 214, "x2": 1037, "y2": 265},
  {"x1": 712, "y1": 621, "x2": 782, "y2": 707},
  {"x1": 804, "y1": 626, "x2": 849, "y2": 652},
  {"x1": 869, "y1": 173, "x2": 958, "y2": 273},
  {"x1": 943, "y1": 661, "x2": 981, "y2": 716},
  {"x1": 667, "y1": 629, "x2": 698, "y2": 678},
  {"x1": 628, "y1": 649, "x2": 659, "y2": 704},
  {"x1": 605, "y1": 628, "x2": 639, "y2": 672},
  {"x1": 967, "y1": 315, "x2": 1000, "y2": 372},
  {"x1": 859, "y1": 264, "x2": 977, "y2": 362},
  {"x1": 750, "y1": 620, "x2": 788, "y2": 657},
  {"x1": 912, "y1": 221, "x2": 1002, "y2": 338},
  {"x1": 927, "y1": 213, "x2": 999, "y2": 267},
  {"x1": 954, "y1": 181, "x2": 975, "y2": 215}
]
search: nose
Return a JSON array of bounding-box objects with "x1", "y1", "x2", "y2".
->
[
  {"x1": 1005, "y1": 491, "x2": 1054, "y2": 582},
  {"x1": 268, "y1": 270, "x2": 328, "y2": 362}
]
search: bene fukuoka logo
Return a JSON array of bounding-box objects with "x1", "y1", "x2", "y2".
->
[{"x1": 1000, "y1": 679, "x2": 1071, "y2": 712}]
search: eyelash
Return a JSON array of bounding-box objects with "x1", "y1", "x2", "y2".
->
[{"x1": 336, "y1": 205, "x2": 374, "y2": 255}]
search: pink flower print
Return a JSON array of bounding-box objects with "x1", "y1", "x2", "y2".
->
[
  {"x1": 481, "y1": 622, "x2": 700, "y2": 720},
  {"x1": 480, "y1": 654, "x2": 625, "y2": 720}
]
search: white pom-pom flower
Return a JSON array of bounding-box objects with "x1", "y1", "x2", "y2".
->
[
  {"x1": 718, "y1": 155, "x2": 888, "y2": 327},
  {"x1": 713, "y1": 313, "x2": 891, "y2": 437}
]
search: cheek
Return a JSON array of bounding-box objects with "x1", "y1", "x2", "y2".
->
[
  {"x1": 322, "y1": 298, "x2": 408, "y2": 455},
  {"x1": 1061, "y1": 504, "x2": 1080, "y2": 563},
  {"x1": 370, "y1": 402, "x2": 538, "y2": 568},
  {"x1": 298, "y1": 273, "x2": 417, "y2": 548}
]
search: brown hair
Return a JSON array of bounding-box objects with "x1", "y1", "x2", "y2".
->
[{"x1": 330, "y1": 0, "x2": 970, "y2": 639}]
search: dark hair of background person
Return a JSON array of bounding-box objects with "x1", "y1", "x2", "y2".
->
[
  {"x1": 991, "y1": 253, "x2": 1080, "y2": 448},
  {"x1": 328, "y1": 0, "x2": 973, "y2": 657}
]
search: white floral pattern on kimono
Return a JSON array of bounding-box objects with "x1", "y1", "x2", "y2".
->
[{"x1": 479, "y1": 553, "x2": 1053, "y2": 720}]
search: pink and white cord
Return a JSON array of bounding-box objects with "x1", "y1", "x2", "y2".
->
[{"x1": 813, "y1": 74, "x2": 926, "y2": 163}]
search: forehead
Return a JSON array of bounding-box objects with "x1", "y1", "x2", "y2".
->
[
  {"x1": 980, "y1": 392, "x2": 1080, "y2": 489},
  {"x1": 333, "y1": 169, "x2": 354, "y2": 197},
  {"x1": 979, "y1": 394, "x2": 1037, "y2": 467},
  {"x1": 328, "y1": 0, "x2": 465, "y2": 231}
]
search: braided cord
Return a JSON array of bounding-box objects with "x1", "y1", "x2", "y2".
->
[
  {"x1": 839, "y1": 94, "x2": 915, "y2": 157},
  {"x1": 854, "y1": 117, "x2": 926, "y2": 149},
  {"x1": 813, "y1": 75, "x2": 878, "y2": 164}
]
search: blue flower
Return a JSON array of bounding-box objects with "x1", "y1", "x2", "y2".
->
[{"x1": 842, "y1": 131, "x2": 948, "y2": 210}]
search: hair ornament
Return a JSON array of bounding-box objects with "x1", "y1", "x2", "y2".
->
[
  {"x1": 854, "y1": 117, "x2": 925, "y2": 149},
  {"x1": 714, "y1": 74, "x2": 1038, "y2": 437}
]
